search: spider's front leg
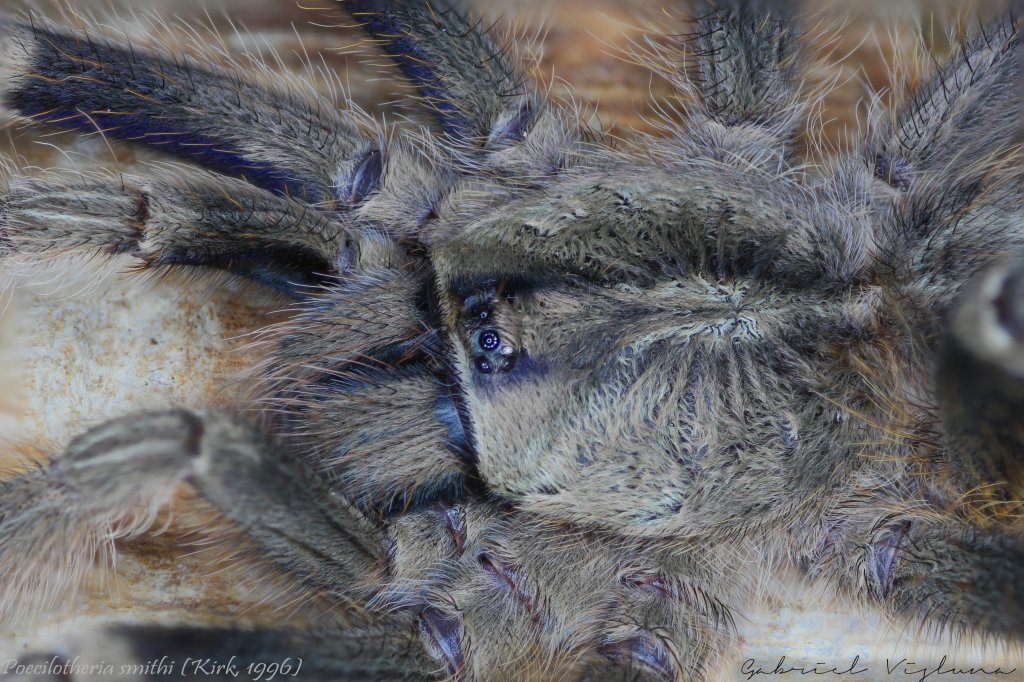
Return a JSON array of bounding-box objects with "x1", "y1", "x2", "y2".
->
[
  {"x1": 0, "y1": 15, "x2": 381, "y2": 207},
  {"x1": 0, "y1": 410, "x2": 385, "y2": 626},
  {"x1": 0, "y1": 13, "x2": 423, "y2": 295},
  {"x1": 0, "y1": 169, "x2": 387, "y2": 295},
  {"x1": 0, "y1": 410, "x2": 445, "y2": 680}
]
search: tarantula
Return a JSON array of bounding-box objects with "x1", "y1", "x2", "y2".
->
[{"x1": 1, "y1": 0, "x2": 1023, "y2": 679}]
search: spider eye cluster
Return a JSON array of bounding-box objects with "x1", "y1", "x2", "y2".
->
[
  {"x1": 458, "y1": 286, "x2": 521, "y2": 376},
  {"x1": 471, "y1": 320, "x2": 518, "y2": 375}
]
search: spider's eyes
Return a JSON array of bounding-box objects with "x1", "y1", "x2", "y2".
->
[
  {"x1": 456, "y1": 280, "x2": 528, "y2": 378},
  {"x1": 479, "y1": 330, "x2": 501, "y2": 350},
  {"x1": 474, "y1": 351, "x2": 519, "y2": 376}
]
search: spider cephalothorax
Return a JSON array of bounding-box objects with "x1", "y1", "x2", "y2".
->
[{"x1": 1, "y1": 0, "x2": 1024, "y2": 680}]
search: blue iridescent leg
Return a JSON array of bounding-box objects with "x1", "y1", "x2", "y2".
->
[{"x1": 2, "y1": 17, "x2": 383, "y2": 209}]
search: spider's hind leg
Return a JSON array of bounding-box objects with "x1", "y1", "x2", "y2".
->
[
  {"x1": 808, "y1": 261, "x2": 1024, "y2": 642},
  {"x1": 690, "y1": 1, "x2": 803, "y2": 128},
  {"x1": 340, "y1": 0, "x2": 526, "y2": 143},
  {"x1": 868, "y1": 14, "x2": 1023, "y2": 196}
]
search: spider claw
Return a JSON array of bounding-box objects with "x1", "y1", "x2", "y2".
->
[
  {"x1": 418, "y1": 606, "x2": 465, "y2": 679},
  {"x1": 443, "y1": 504, "x2": 468, "y2": 557},
  {"x1": 600, "y1": 628, "x2": 680, "y2": 682},
  {"x1": 866, "y1": 520, "x2": 913, "y2": 601},
  {"x1": 347, "y1": 149, "x2": 384, "y2": 206}
]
